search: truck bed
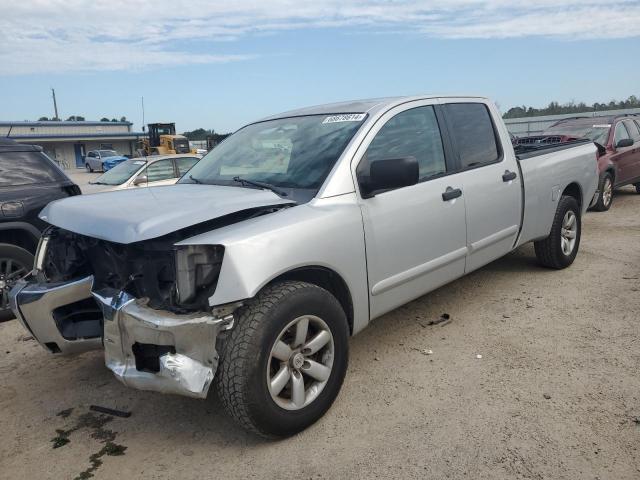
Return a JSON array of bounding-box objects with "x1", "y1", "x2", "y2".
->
[{"x1": 515, "y1": 139, "x2": 598, "y2": 247}]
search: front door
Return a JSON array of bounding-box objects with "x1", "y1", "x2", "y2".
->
[
  {"x1": 73, "y1": 143, "x2": 85, "y2": 168},
  {"x1": 440, "y1": 101, "x2": 522, "y2": 272},
  {"x1": 354, "y1": 102, "x2": 468, "y2": 319},
  {"x1": 611, "y1": 121, "x2": 635, "y2": 185}
]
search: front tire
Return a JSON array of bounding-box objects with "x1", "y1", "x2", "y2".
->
[
  {"x1": 592, "y1": 172, "x2": 613, "y2": 211},
  {"x1": 215, "y1": 281, "x2": 349, "y2": 438},
  {"x1": 0, "y1": 244, "x2": 34, "y2": 321},
  {"x1": 634, "y1": 183, "x2": 640, "y2": 194},
  {"x1": 85, "y1": 163, "x2": 93, "y2": 173},
  {"x1": 534, "y1": 195, "x2": 581, "y2": 269}
]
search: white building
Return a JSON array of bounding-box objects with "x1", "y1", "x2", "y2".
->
[{"x1": 0, "y1": 120, "x2": 147, "y2": 169}]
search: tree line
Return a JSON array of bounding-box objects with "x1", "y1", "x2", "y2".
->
[
  {"x1": 37, "y1": 115, "x2": 128, "y2": 122},
  {"x1": 182, "y1": 128, "x2": 231, "y2": 143},
  {"x1": 503, "y1": 95, "x2": 640, "y2": 119}
]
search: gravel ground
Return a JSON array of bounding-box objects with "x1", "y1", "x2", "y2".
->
[{"x1": 1, "y1": 187, "x2": 639, "y2": 480}]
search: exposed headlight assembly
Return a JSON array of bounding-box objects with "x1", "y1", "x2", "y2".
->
[{"x1": 174, "y1": 245, "x2": 224, "y2": 306}]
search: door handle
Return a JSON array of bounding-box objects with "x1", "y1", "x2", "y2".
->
[
  {"x1": 502, "y1": 170, "x2": 517, "y2": 182},
  {"x1": 442, "y1": 187, "x2": 462, "y2": 201}
]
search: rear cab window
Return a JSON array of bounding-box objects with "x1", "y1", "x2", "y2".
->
[
  {"x1": 442, "y1": 103, "x2": 502, "y2": 170},
  {"x1": 0, "y1": 151, "x2": 65, "y2": 187}
]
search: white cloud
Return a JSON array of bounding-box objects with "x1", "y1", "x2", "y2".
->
[{"x1": 1, "y1": 0, "x2": 639, "y2": 74}]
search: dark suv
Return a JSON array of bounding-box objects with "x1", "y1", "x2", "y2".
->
[
  {"x1": 0, "y1": 139, "x2": 81, "y2": 319},
  {"x1": 517, "y1": 114, "x2": 640, "y2": 211}
]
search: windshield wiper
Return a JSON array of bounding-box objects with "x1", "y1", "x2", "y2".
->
[
  {"x1": 232, "y1": 176, "x2": 288, "y2": 197},
  {"x1": 189, "y1": 175, "x2": 204, "y2": 184}
]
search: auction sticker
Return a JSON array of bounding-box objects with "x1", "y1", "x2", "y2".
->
[{"x1": 322, "y1": 114, "x2": 366, "y2": 124}]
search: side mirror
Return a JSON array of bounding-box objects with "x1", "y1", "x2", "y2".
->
[
  {"x1": 133, "y1": 175, "x2": 148, "y2": 186},
  {"x1": 359, "y1": 156, "x2": 419, "y2": 198},
  {"x1": 616, "y1": 138, "x2": 634, "y2": 149}
]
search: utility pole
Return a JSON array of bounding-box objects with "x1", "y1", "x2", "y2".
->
[
  {"x1": 51, "y1": 88, "x2": 59, "y2": 120},
  {"x1": 141, "y1": 96, "x2": 145, "y2": 132}
]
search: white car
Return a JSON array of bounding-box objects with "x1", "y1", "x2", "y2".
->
[{"x1": 86, "y1": 154, "x2": 200, "y2": 193}]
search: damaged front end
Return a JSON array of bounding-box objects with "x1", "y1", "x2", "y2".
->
[{"x1": 9, "y1": 225, "x2": 240, "y2": 399}]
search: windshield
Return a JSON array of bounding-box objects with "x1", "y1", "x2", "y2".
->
[
  {"x1": 99, "y1": 150, "x2": 119, "y2": 158},
  {"x1": 180, "y1": 114, "x2": 366, "y2": 197},
  {"x1": 543, "y1": 122, "x2": 611, "y2": 146},
  {"x1": 93, "y1": 159, "x2": 146, "y2": 185}
]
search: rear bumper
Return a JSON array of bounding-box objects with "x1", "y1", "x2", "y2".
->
[{"x1": 9, "y1": 276, "x2": 232, "y2": 399}]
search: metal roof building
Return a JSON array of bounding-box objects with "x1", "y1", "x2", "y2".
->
[{"x1": 0, "y1": 120, "x2": 146, "y2": 169}]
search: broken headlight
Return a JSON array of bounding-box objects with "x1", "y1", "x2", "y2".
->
[{"x1": 174, "y1": 245, "x2": 224, "y2": 307}]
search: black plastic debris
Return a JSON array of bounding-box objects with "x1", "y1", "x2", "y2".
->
[{"x1": 90, "y1": 405, "x2": 132, "y2": 418}]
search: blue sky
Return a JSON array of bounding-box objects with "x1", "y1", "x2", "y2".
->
[{"x1": 1, "y1": 1, "x2": 639, "y2": 133}]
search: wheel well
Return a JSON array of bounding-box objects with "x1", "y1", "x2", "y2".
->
[
  {"x1": 562, "y1": 182, "x2": 582, "y2": 209},
  {"x1": 268, "y1": 267, "x2": 354, "y2": 335},
  {"x1": 0, "y1": 228, "x2": 38, "y2": 254},
  {"x1": 605, "y1": 167, "x2": 615, "y2": 183}
]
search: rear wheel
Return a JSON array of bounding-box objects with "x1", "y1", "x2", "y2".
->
[
  {"x1": 215, "y1": 281, "x2": 349, "y2": 438},
  {"x1": 592, "y1": 172, "x2": 613, "y2": 211},
  {"x1": 0, "y1": 244, "x2": 33, "y2": 321},
  {"x1": 534, "y1": 195, "x2": 581, "y2": 269},
  {"x1": 634, "y1": 183, "x2": 640, "y2": 194}
]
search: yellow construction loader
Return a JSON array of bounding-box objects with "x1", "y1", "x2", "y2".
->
[{"x1": 138, "y1": 123, "x2": 195, "y2": 156}]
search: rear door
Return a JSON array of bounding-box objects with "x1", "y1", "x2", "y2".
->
[
  {"x1": 440, "y1": 100, "x2": 522, "y2": 273},
  {"x1": 354, "y1": 100, "x2": 468, "y2": 319}
]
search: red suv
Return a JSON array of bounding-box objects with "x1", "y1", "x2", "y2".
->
[{"x1": 530, "y1": 115, "x2": 640, "y2": 211}]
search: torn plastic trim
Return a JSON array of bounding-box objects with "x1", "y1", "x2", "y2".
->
[
  {"x1": 93, "y1": 288, "x2": 234, "y2": 399},
  {"x1": 9, "y1": 274, "x2": 103, "y2": 355}
]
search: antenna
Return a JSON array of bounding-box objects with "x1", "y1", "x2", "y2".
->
[{"x1": 51, "y1": 88, "x2": 59, "y2": 120}]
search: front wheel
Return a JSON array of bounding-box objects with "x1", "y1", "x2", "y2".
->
[
  {"x1": 592, "y1": 172, "x2": 613, "y2": 212},
  {"x1": 534, "y1": 195, "x2": 581, "y2": 269},
  {"x1": 215, "y1": 281, "x2": 349, "y2": 438},
  {"x1": 634, "y1": 183, "x2": 640, "y2": 194},
  {"x1": 85, "y1": 163, "x2": 93, "y2": 173}
]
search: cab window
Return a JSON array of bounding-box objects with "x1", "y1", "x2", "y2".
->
[
  {"x1": 145, "y1": 159, "x2": 176, "y2": 182},
  {"x1": 443, "y1": 103, "x2": 501, "y2": 170},
  {"x1": 613, "y1": 122, "x2": 630, "y2": 145},
  {"x1": 357, "y1": 106, "x2": 447, "y2": 185},
  {"x1": 623, "y1": 120, "x2": 640, "y2": 140},
  {"x1": 175, "y1": 157, "x2": 199, "y2": 176}
]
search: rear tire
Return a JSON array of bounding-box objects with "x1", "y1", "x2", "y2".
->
[
  {"x1": 215, "y1": 281, "x2": 349, "y2": 438},
  {"x1": 592, "y1": 172, "x2": 613, "y2": 212},
  {"x1": 534, "y1": 195, "x2": 581, "y2": 269},
  {"x1": 0, "y1": 244, "x2": 34, "y2": 321},
  {"x1": 634, "y1": 183, "x2": 640, "y2": 194}
]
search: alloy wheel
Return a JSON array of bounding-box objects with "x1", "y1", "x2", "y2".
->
[
  {"x1": 560, "y1": 210, "x2": 577, "y2": 256},
  {"x1": 0, "y1": 257, "x2": 29, "y2": 312},
  {"x1": 267, "y1": 315, "x2": 334, "y2": 410}
]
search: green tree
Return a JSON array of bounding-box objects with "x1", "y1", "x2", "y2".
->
[
  {"x1": 38, "y1": 116, "x2": 49, "y2": 121},
  {"x1": 100, "y1": 117, "x2": 110, "y2": 122}
]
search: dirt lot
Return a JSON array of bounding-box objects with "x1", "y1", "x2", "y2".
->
[{"x1": 1, "y1": 186, "x2": 639, "y2": 480}]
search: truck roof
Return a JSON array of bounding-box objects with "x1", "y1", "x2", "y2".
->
[{"x1": 258, "y1": 95, "x2": 489, "y2": 122}]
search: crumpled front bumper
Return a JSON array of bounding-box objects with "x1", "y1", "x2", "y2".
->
[
  {"x1": 93, "y1": 288, "x2": 231, "y2": 399},
  {"x1": 9, "y1": 276, "x2": 232, "y2": 399}
]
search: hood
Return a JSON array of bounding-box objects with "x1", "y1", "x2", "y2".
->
[{"x1": 39, "y1": 184, "x2": 295, "y2": 244}]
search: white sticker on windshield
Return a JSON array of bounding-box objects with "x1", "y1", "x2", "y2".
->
[
  {"x1": 593, "y1": 124, "x2": 611, "y2": 128},
  {"x1": 322, "y1": 114, "x2": 366, "y2": 124},
  {"x1": 133, "y1": 161, "x2": 146, "y2": 165}
]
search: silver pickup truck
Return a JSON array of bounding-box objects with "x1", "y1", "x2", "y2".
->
[{"x1": 10, "y1": 95, "x2": 598, "y2": 437}]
